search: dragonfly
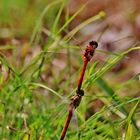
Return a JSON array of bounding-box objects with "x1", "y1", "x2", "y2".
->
[
  {"x1": 30, "y1": 27, "x2": 136, "y2": 140},
  {"x1": 58, "y1": 28, "x2": 136, "y2": 139},
  {"x1": 60, "y1": 40, "x2": 98, "y2": 140},
  {"x1": 0, "y1": 26, "x2": 136, "y2": 140},
  {"x1": 37, "y1": 27, "x2": 134, "y2": 72}
]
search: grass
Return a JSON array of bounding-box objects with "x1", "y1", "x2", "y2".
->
[{"x1": 0, "y1": 0, "x2": 140, "y2": 140}]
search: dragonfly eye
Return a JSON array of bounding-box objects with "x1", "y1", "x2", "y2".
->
[{"x1": 89, "y1": 41, "x2": 98, "y2": 48}]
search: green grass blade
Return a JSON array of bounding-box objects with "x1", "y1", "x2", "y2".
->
[
  {"x1": 85, "y1": 46, "x2": 140, "y2": 87},
  {"x1": 57, "y1": 2, "x2": 88, "y2": 34},
  {"x1": 52, "y1": 0, "x2": 66, "y2": 34},
  {"x1": 127, "y1": 101, "x2": 140, "y2": 122},
  {"x1": 30, "y1": 0, "x2": 61, "y2": 46},
  {"x1": 96, "y1": 78, "x2": 127, "y2": 113},
  {"x1": 96, "y1": 78, "x2": 139, "y2": 131},
  {"x1": 64, "y1": 11, "x2": 106, "y2": 42},
  {"x1": 0, "y1": 52, "x2": 18, "y2": 76},
  {"x1": 125, "y1": 101, "x2": 140, "y2": 140},
  {"x1": 30, "y1": 82, "x2": 64, "y2": 99}
]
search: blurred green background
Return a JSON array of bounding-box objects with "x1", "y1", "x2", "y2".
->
[{"x1": 0, "y1": 0, "x2": 140, "y2": 140}]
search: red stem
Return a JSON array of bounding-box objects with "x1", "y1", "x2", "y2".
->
[
  {"x1": 77, "y1": 58, "x2": 88, "y2": 90},
  {"x1": 60, "y1": 106, "x2": 73, "y2": 140}
]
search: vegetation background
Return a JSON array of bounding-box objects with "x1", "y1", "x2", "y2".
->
[{"x1": 0, "y1": 0, "x2": 140, "y2": 139}]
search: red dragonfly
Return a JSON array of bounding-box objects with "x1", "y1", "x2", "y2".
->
[
  {"x1": 30, "y1": 28, "x2": 136, "y2": 137},
  {"x1": 15, "y1": 28, "x2": 135, "y2": 140}
]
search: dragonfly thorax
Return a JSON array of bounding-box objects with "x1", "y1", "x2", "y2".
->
[{"x1": 83, "y1": 40, "x2": 98, "y2": 61}]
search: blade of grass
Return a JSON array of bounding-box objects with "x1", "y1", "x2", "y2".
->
[
  {"x1": 0, "y1": 45, "x2": 16, "y2": 50},
  {"x1": 125, "y1": 101, "x2": 140, "y2": 140},
  {"x1": 30, "y1": 82, "x2": 64, "y2": 99},
  {"x1": 57, "y1": 1, "x2": 89, "y2": 34},
  {"x1": 0, "y1": 52, "x2": 18, "y2": 76},
  {"x1": 125, "y1": 121, "x2": 133, "y2": 140},
  {"x1": 96, "y1": 78, "x2": 127, "y2": 113},
  {"x1": 84, "y1": 46, "x2": 140, "y2": 87},
  {"x1": 30, "y1": 0, "x2": 61, "y2": 46},
  {"x1": 127, "y1": 101, "x2": 140, "y2": 124},
  {"x1": 52, "y1": 0, "x2": 66, "y2": 34},
  {"x1": 63, "y1": 11, "x2": 106, "y2": 42},
  {"x1": 79, "y1": 98, "x2": 140, "y2": 139},
  {"x1": 96, "y1": 77, "x2": 139, "y2": 131}
]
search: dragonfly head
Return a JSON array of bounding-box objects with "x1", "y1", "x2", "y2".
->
[{"x1": 89, "y1": 41, "x2": 98, "y2": 49}]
